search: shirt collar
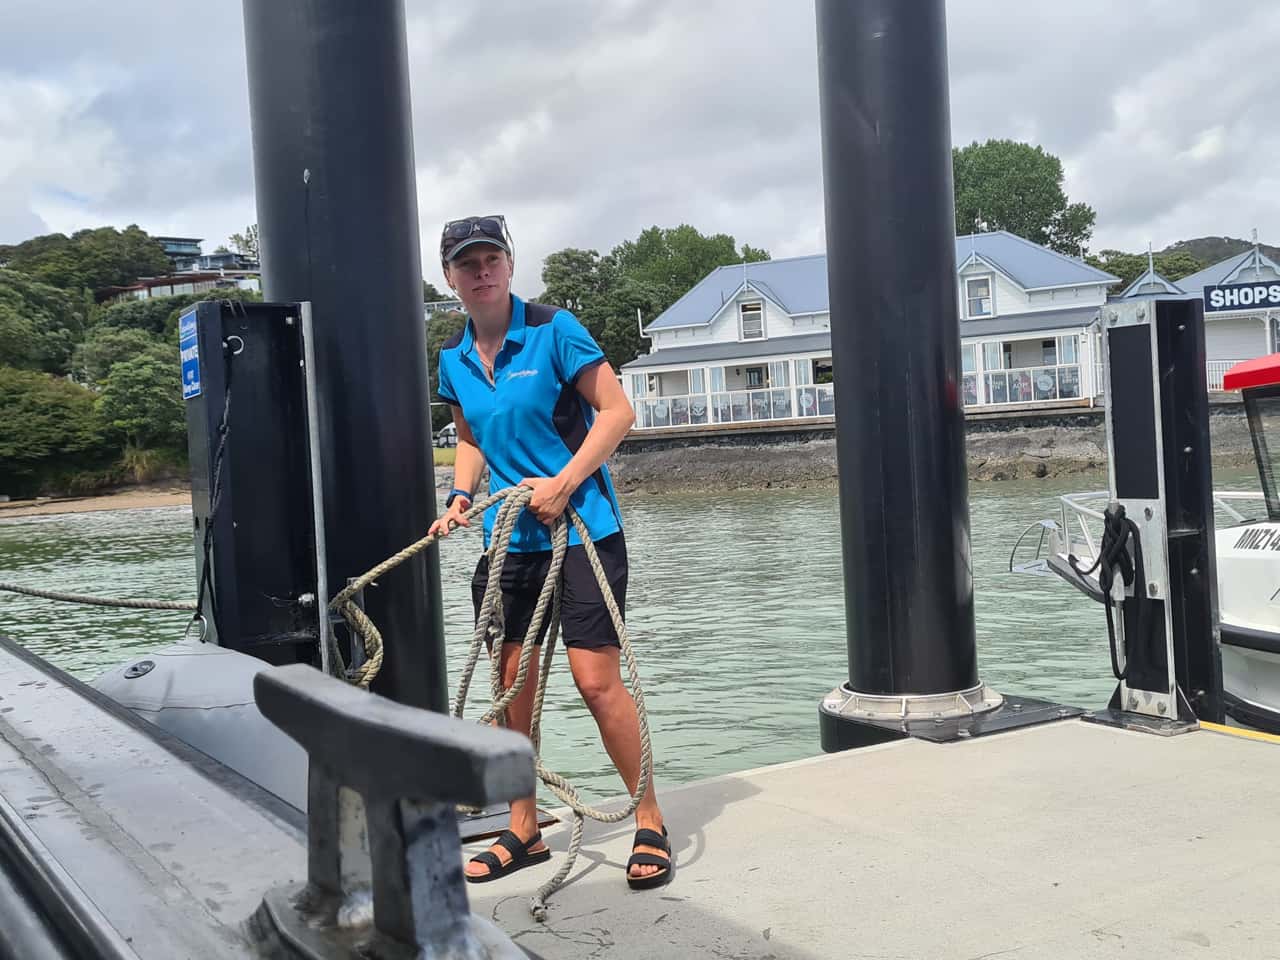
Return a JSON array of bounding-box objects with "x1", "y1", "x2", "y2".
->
[{"x1": 461, "y1": 294, "x2": 526, "y2": 357}]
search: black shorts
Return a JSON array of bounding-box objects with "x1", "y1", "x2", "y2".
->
[{"x1": 470, "y1": 532, "x2": 628, "y2": 650}]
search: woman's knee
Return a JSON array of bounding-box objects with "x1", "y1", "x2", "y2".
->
[{"x1": 573, "y1": 670, "x2": 623, "y2": 713}]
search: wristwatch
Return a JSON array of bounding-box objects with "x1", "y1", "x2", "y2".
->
[{"x1": 445, "y1": 488, "x2": 472, "y2": 509}]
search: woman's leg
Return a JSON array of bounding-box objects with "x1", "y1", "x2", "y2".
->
[
  {"x1": 464, "y1": 640, "x2": 547, "y2": 878},
  {"x1": 566, "y1": 645, "x2": 666, "y2": 880}
]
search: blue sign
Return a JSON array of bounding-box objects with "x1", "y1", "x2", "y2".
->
[
  {"x1": 1204, "y1": 280, "x2": 1280, "y2": 313},
  {"x1": 179, "y1": 310, "x2": 201, "y2": 400}
]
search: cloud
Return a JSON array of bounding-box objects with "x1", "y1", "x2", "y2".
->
[{"x1": 2, "y1": 0, "x2": 1279, "y2": 292}]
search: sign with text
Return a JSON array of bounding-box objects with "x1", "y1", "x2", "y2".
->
[
  {"x1": 1204, "y1": 280, "x2": 1280, "y2": 313},
  {"x1": 179, "y1": 310, "x2": 202, "y2": 400}
]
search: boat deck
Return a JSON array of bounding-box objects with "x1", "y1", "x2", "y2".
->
[{"x1": 470, "y1": 719, "x2": 1280, "y2": 960}]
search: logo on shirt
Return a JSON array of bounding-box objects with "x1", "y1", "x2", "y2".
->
[{"x1": 504, "y1": 368, "x2": 539, "y2": 382}]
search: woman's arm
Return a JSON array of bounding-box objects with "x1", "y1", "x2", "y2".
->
[
  {"x1": 522, "y1": 360, "x2": 634, "y2": 523},
  {"x1": 428, "y1": 406, "x2": 487, "y2": 537}
]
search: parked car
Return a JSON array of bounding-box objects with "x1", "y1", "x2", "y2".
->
[{"x1": 433, "y1": 423, "x2": 457, "y2": 447}]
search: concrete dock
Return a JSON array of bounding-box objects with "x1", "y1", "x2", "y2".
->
[{"x1": 469, "y1": 720, "x2": 1280, "y2": 960}]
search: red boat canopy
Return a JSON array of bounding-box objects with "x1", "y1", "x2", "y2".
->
[{"x1": 1222, "y1": 353, "x2": 1280, "y2": 391}]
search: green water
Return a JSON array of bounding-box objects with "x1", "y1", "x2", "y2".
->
[{"x1": 0, "y1": 478, "x2": 1242, "y2": 800}]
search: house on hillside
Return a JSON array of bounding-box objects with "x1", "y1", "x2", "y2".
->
[
  {"x1": 621, "y1": 230, "x2": 1120, "y2": 430},
  {"x1": 1119, "y1": 248, "x2": 1280, "y2": 390}
]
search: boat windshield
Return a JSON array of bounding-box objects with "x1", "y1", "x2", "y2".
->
[{"x1": 1245, "y1": 386, "x2": 1280, "y2": 521}]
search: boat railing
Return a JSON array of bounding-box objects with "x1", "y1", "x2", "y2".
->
[{"x1": 1011, "y1": 489, "x2": 1269, "y2": 576}]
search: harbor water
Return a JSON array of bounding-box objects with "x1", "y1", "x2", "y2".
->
[{"x1": 0, "y1": 476, "x2": 1256, "y2": 801}]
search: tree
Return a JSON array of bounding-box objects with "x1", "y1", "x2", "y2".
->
[
  {"x1": 1, "y1": 226, "x2": 170, "y2": 291},
  {"x1": 423, "y1": 280, "x2": 448, "y2": 302},
  {"x1": 425, "y1": 309, "x2": 468, "y2": 430},
  {"x1": 1086, "y1": 249, "x2": 1204, "y2": 290},
  {"x1": 75, "y1": 326, "x2": 162, "y2": 384},
  {"x1": 213, "y1": 244, "x2": 231, "y2": 254},
  {"x1": 536, "y1": 225, "x2": 771, "y2": 369},
  {"x1": 0, "y1": 269, "x2": 82, "y2": 374},
  {"x1": 229, "y1": 224, "x2": 259, "y2": 260},
  {"x1": 612, "y1": 225, "x2": 769, "y2": 305},
  {"x1": 0, "y1": 368, "x2": 112, "y2": 497},
  {"x1": 953, "y1": 140, "x2": 1097, "y2": 254},
  {"x1": 541, "y1": 248, "x2": 607, "y2": 315},
  {"x1": 96, "y1": 347, "x2": 187, "y2": 449}
]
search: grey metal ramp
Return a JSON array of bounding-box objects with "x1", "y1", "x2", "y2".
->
[{"x1": 468, "y1": 722, "x2": 1280, "y2": 960}]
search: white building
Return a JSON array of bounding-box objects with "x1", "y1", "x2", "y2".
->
[
  {"x1": 622, "y1": 231, "x2": 1120, "y2": 430},
  {"x1": 1120, "y1": 247, "x2": 1280, "y2": 390}
]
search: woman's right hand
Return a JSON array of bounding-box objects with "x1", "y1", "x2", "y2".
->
[{"x1": 429, "y1": 497, "x2": 472, "y2": 538}]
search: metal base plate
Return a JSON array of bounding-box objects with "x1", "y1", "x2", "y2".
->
[
  {"x1": 1081, "y1": 708, "x2": 1199, "y2": 737},
  {"x1": 459, "y1": 804, "x2": 557, "y2": 843},
  {"x1": 820, "y1": 694, "x2": 1084, "y2": 752}
]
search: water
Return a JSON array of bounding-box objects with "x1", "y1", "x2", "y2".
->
[{"x1": 0, "y1": 477, "x2": 1247, "y2": 802}]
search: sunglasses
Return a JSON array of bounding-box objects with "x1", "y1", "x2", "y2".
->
[{"x1": 440, "y1": 215, "x2": 511, "y2": 260}]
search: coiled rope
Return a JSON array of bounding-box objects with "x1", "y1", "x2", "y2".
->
[
  {"x1": 332, "y1": 485, "x2": 652, "y2": 921},
  {"x1": 1, "y1": 485, "x2": 650, "y2": 919}
]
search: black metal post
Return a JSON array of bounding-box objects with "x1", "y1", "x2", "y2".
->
[
  {"x1": 816, "y1": 1, "x2": 977, "y2": 699},
  {"x1": 242, "y1": 0, "x2": 448, "y2": 711}
]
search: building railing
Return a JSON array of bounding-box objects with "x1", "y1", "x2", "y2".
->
[
  {"x1": 970, "y1": 363, "x2": 1083, "y2": 406},
  {"x1": 1207, "y1": 359, "x2": 1247, "y2": 392},
  {"x1": 633, "y1": 384, "x2": 835, "y2": 429}
]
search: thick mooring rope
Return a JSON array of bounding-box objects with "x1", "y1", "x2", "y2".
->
[
  {"x1": 334, "y1": 486, "x2": 653, "y2": 921},
  {"x1": 0, "y1": 582, "x2": 197, "y2": 612}
]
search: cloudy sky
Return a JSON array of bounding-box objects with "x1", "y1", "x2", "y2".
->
[{"x1": 2, "y1": 0, "x2": 1278, "y2": 292}]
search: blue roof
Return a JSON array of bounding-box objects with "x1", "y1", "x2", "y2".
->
[
  {"x1": 645, "y1": 231, "x2": 1119, "y2": 331},
  {"x1": 1171, "y1": 250, "x2": 1280, "y2": 296}
]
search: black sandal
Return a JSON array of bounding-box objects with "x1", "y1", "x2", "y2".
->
[
  {"x1": 465, "y1": 829, "x2": 551, "y2": 884},
  {"x1": 626, "y1": 826, "x2": 673, "y2": 890}
]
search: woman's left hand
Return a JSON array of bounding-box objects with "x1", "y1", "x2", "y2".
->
[{"x1": 519, "y1": 475, "x2": 574, "y2": 526}]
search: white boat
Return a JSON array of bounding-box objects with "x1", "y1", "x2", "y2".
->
[{"x1": 1016, "y1": 353, "x2": 1280, "y2": 733}]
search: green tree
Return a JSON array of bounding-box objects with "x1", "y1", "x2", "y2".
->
[
  {"x1": 612, "y1": 225, "x2": 769, "y2": 304},
  {"x1": 425, "y1": 309, "x2": 468, "y2": 430},
  {"x1": 3, "y1": 225, "x2": 170, "y2": 291},
  {"x1": 0, "y1": 269, "x2": 82, "y2": 373},
  {"x1": 0, "y1": 368, "x2": 113, "y2": 497},
  {"x1": 74, "y1": 326, "x2": 162, "y2": 384},
  {"x1": 584, "y1": 275, "x2": 667, "y2": 372},
  {"x1": 540, "y1": 248, "x2": 607, "y2": 315},
  {"x1": 96, "y1": 347, "x2": 187, "y2": 449},
  {"x1": 229, "y1": 224, "x2": 259, "y2": 259},
  {"x1": 423, "y1": 280, "x2": 448, "y2": 302},
  {"x1": 953, "y1": 140, "x2": 1097, "y2": 254},
  {"x1": 1086, "y1": 249, "x2": 1205, "y2": 290}
]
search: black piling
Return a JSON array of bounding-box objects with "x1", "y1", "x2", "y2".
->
[
  {"x1": 242, "y1": 0, "x2": 448, "y2": 711},
  {"x1": 815, "y1": 0, "x2": 980, "y2": 745}
]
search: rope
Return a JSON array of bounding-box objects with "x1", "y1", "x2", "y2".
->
[
  {"x1": 0, "y1": 583, "x2": 197, "y2": 611},
  {"x1": 332, "y1": 485, "x2": 653, "y2": 921}
]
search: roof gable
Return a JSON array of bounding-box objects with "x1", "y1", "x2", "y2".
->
[
  {"x1": 1119, "y1": 269, "x2": 1184, "y2": 298},
  {"x1": 1174, "y1": 249, "x2": 1280, "y2": 295}
]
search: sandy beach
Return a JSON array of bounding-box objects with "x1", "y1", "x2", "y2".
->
[{"x1": 0, "y1": 486, "x2": 192, "y2": 519}]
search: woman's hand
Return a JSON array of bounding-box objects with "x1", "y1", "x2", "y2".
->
[
  {"x1": 519, "y1": 475, "x2": 574, "y2": 526},
  {"x1": 428, "y1": 496, "x2": 472, "y2": 538}
]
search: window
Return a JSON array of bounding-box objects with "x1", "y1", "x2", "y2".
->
[
  {"x1": 689, "y1": 368, "x2": 706, "y2": 394},
  {"x1": 1058, "y1": 335, "x2": 1078, "y2": 364},
  {"x1": 711, "y1": 367, "x2": 726, "y2": 392},
  {"x1": 794, "y1": 358, "x2": 813, "y2": 385},
  {"x1": 966, "y1": 277, "x2": 993, "y2": 318},
  {"x1": 1041, "y1": 339, "x2": 1057, "y2": 366},
  {"x1": 983, "y1": 342, "x2": 1005, "y2": 371},
  {"x1": 745, "y1": 366, "x2": 765, "y2": 388},
  {"x1": 630, "y1": 374, "x2": 647, "y2": 398},
  {"x1": 961, "y1": 344, "x2": 976, "y2": 373},
  {"x1": 740, "y1": 302, "x2": 764, "y2": 340},
  {"x1": 769, "y1": 361, "x2": 790, "y2": 388}
]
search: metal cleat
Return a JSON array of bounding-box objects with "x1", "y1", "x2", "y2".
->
[{"x1": 249, "y1": 664, "x2": 538, "y2": 959}]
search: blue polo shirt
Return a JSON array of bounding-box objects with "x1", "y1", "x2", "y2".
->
[{"x1": 435, "y1": 295, "x2": 624, "y2": 553}]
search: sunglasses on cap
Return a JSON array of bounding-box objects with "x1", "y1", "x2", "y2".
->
[{"x1": 440, "y1": 215, "x2": 512, "y2": 262}]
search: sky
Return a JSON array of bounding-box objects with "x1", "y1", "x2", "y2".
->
[{"x1": 2, "y1": 0, "x2": 1279, "y2": 293}]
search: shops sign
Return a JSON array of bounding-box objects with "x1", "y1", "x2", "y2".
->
[{"x1": 1204, "y1": 281, "x2": 1280, "y2": 313}]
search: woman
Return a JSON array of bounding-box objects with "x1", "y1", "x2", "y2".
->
[{"x1": 428, "y1": 215, "x2": 670, "y2": 889}]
